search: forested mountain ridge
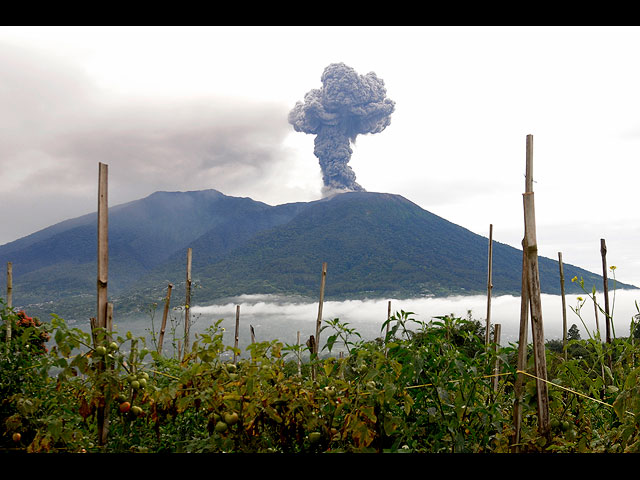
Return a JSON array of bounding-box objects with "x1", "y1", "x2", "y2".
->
[{"x1": 0, "y1": 189, "x2": 632, "y2": 321}]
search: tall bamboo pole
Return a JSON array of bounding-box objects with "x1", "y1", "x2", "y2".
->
[
  {"x1": 485, "y1": 224, "x2": 494, "y2": 346},
  {"x1": 184, "y1": 247, "x2": 192, "y2": 358},
  {"x1": 96, "y1": 162, "x2": 109, "y2": 446},
  {"x1": 97, "y1": 163, "x2": 108, "y2": 331},
  {"x1": 522, "y1": 134, "x2": 550, "y2": 441},
  {"x1": 157, "y1": 283, "x2": 173, "y2": 355},
  {"x1": 558, "y1": 252, "x2": 567, "y2": 361},
  {"x1": 600, "y1": 238, "x2": 611, "y2": 343}
]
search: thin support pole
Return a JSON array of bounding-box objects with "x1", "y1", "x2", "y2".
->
[
  {"x1": 485, "y1": 224, "x2": 494, "y2": 346},
  {"x1": 492, "y1": 323, "x2": 502, "y2": 392},
  {"x1": 157, "y1": 283, "x2": 173, "y2": 355},
  {"x1": 558, "y1": 252, "x2": 567, "y2": 361},
  {"x1": 315, "y1": 262, "x2": 327, "y2": 356},
  {"x1": 385, "y1": 300, "x2": 391, "y2": 357},
  {"x1": 6, "y1": 262, "x2": 12, "y2": 348},
  {"x1": 297, "y1": 331, "x2": 301, "y2": 376},
  {"x1": 512, "y1": 239, "x2": 530, "y2": 452},
  {"x1": 601, "y1": 239, "x2": 611, "y2": 343},
  {"x1": 184, "y1": 247, "x2": 192, "y2": 358},
  {"x1": 233, "y1": 305, "x2": 240, "y2": 364},
  {"x1": 6, "y1": 262, "x2": 12, "y2": 309}
]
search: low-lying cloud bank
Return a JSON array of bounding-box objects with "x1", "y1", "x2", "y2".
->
[{"x1": 191, "y1": 289, "x2": 640, "y2": 349}]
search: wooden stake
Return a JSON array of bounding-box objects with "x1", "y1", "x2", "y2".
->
[
  {"x1": 157, "y1": 283, "x2": 173, "y2": 355},
  {"x1": 184, "y1": 247, "x2": 192, "y2": 358},
  {"x1": 6, "y1": 262, "x2": 12, "y2": 347},
  {"x1": 522, "y1": 134, "x2": 550, "y2": 441},
  {"x1": 107, "y1": 302, "x2": 114, "y2": 336},
  {"x1": 233, "y1": 305, "x2": 240, "y2": 364},
  {"x1": 314, "y1": 262, "x2": 327, "y2": 356},
  {"x1": 600, "y1": 238, "x2": 611, "y2": 343},
  {"x1": 485, "y1": 224, "x2": 494, "y2": 346},
  {"x1": 492, "y1": 323, "x2": 501, "y2": 392},
  {"x1": 6, "y1": 262, "x2": 12, "y2": 309},
  {"x1": 297, "y1": 331, "x2": 301, "y2": 376},
  {"x1": 385, "y1": 300, "x2": 391, "y2": 357},
  {"x1": 250, "y1": 325, "x2": 256, "y2": 344},
  {"x1": 310, "y1": 262, "x2": 327, "y2": 382},
  {"x1": 558, "y1": 252, "x2": 567, "y2": 360},
  {"x1": 512, "y1": 239, "x2": 529, "y2": 452},
  {"x1": 594, "y1": 294, "x2": 601, "y2": 337}
]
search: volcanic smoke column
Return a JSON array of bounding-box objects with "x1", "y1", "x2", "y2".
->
[{"x1": 288, "y1": 63, "x2": 395, "y2": 194}]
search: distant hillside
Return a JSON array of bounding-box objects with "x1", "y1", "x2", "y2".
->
[{"x1": 0, "y1": 190, "x2": 633, "y2": 321}]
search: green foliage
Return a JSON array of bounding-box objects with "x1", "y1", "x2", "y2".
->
[{"x1": 4, "y1": 293, "x2": 640, "y2": 453}]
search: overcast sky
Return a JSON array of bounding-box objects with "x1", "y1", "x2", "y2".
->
[{"x1": 2, "y1": 26, "x2": 640, "y2": 288}]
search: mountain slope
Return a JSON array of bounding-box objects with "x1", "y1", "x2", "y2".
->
[
  {"x1": 0, "y1": 190, "x2": 633, "y2": 321},
  {"x1": 187, "y1": 192, "x2": 625, "y2": 301}
]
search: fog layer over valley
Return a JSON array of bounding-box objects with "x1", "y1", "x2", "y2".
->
[{"x1": 101, "y1": 289, "x2": 640, "y2": 359}]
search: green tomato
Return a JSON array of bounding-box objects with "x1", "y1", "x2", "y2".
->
[
  {"x1": 324, "y1": 386, "x2": 336, "y2": 397},
  {"x1": 130, "y1": 380, "x2": 140, "y2": 390},
  {"x1": 215, "y1": 421, "x2": 228, "y2": 433},
  {"x1": 308, "y1": 432, "x2": 322, "y2": 444},
  {"x1": 95, "y1": 346, "x2": 107, "y2": 356},
  {"x1": 224, "y1": 412, "x2": 239, "y2": 425}
]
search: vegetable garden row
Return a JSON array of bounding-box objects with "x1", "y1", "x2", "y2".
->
[{"x1": 2, "y1": 298, "x2": 640, "y2": 453}]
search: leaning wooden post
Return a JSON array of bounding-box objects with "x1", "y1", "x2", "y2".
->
[
  {"x1": 315, "y1": 262, "x2": 327, "y2": 356},
  {"x1": 485, "y1": 224, "x2": 494, "y2": 346},
  {"x1": 157, "y1": 283, "x2": 173, "y2": 355},
  {"x1": 310, "y1": 262, "x2": 327, "y2": 382},
  {"x1": 233, "y1": 305, "x2": 240, "y2": 364},
  {"x1": 522, "y1": 134, "x2": 550, "y2": 442},
  {"x1": 600, "y1": 239, "x2": 611, "y2": 343},
  {"x1": 512, "y1": 239, "x2": 530, "y2": 452},
  {"x1": 6, "y1": 262, "x2": 12, "y2": 348},
  {"x1": 558, "y1": 252, "x2": 568, "y2": 361},
  {"x1": 96, "y1": 162, "x2": 109, "y2": 447},
  {"x1": 183, "y1": 247, "x2": 192, "y2": 359}
]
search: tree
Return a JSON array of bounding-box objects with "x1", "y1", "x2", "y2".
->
[{"x1": 568, "y1": 324, "x2": 581, "y2": 341}]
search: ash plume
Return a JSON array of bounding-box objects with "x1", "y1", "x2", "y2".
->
[{"x1": 289, "y1": 62, "x2": 395, "y2": 195}]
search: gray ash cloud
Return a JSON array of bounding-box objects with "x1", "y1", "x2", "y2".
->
[{"x1": 288, "y1": 63, "x2": 395, "y2": 194}]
